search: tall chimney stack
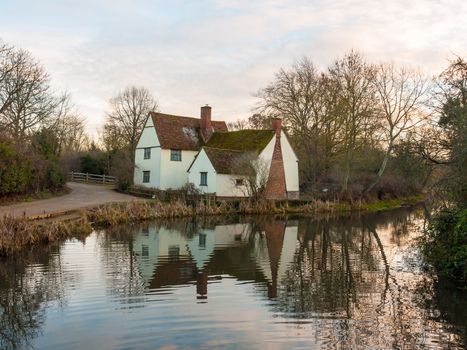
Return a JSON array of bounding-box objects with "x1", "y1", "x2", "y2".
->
[
  {"x1": 200, "y1": 105, "x2": 212, "y2": 130},
  {"x1": 272, "y1": 117, "x2": 282, "y2": 137},
  {"x1": 200, "y1": 105, "x2": 213, "y2": 142}
]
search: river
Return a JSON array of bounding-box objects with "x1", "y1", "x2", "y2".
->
[{"x1": 0, "y1": 207, "x2": 466, "y2": 349}]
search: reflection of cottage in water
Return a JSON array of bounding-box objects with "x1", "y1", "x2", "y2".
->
[{"x1": 132, "y1": 220, "x2": 299, "y2": 299}]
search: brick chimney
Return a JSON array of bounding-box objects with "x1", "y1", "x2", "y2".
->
[
  {"x1": 265, "y1": 116, "x2": 287, "y2": 200},
  {"x1": 200, "y1": 105, "x2": 213, "y2": 142},
  {"x1": 272, "y1": 117, "x2": 282, "y2": 137}
]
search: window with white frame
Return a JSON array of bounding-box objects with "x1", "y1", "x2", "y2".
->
[
  {"x1": 143, "y1": 171, "x2": 150, "y2": 183},
  {"x1": 170, "y1": 149, "x2": 182, "y2": 161},
  {"x1": 144, "y1": 147, "x2": 151, "y2": 159},
  {"x1": 200, "y1": 172, "x2": 207, "y2": 186}
]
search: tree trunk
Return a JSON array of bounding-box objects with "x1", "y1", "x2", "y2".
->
[{"x1": 364, "y1": 141, "x2": 393, "y2": 195}]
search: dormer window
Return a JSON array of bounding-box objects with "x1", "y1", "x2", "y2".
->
[{"x1": 170, "y1": 149, "x2": 182, "y2": 161}]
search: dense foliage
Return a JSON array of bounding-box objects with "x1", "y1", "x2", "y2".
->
[
  {"x1": 0, "y1": 39, "x2": 86, "y2": 198},
  {"x1": 422, "y1": 209, "x2": 467, "y2": 287},
  {"x1": 0, "y1": 132, "x2": 65, "y2": 197},
  {"x1": 419, "y1": 57, "x2": 467, "y2": 286}
]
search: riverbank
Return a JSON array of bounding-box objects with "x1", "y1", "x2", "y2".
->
[
  {"x1": 0, "y1": 195, "x2": 424, "y2": 256},
  {"x1": 0, "y1": 215, "x2": 92, "y2": 256}
]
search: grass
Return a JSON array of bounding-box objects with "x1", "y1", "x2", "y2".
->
[
  {"x1": 0, "y1": 194, "x2": 424, "y2": 256},
  {"x1": 359, "y1": 195, "x2": 424, "y2": 212},
  {"x1": 0, "y1": 214, "x2": 92, "y2": 256}
]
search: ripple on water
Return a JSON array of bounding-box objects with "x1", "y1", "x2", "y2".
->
[{"x1": 0, "y1": 211, "x2": 466, "y2": 350}]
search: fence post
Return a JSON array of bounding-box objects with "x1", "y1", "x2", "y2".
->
[
  {"x1": 86, "y1": 173, "x2": 89, "y2": 183},
  {"x1": 103, "y1": 174, "x2": 106, "y2": 184},
  {"x1": 71, "y1": 171, "x2": 74, "y2": 181}
]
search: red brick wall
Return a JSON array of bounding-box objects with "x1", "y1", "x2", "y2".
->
[{"x1": 265, "y1": 132, "x2": 287, "y2": 200}]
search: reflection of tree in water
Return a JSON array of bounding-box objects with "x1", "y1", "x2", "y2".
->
[
  {"x1": 95, "y1": 211, "x2": 466, "y2": 349},
  {"x1": 274, "y1": 217, "x2": 380, "y2": 316},
  {"x1": 266, "y1": 208, "x2": 465, "y2": 349},
  {"x1": 96, "y1": 226, "x2": 146, "y2": 304},
  {"x1": 0, "y1": 244, "x2": 79, "y2": 350},
  {"x1": 414, "y1": 278, "x2": 467, "y2": 348}
]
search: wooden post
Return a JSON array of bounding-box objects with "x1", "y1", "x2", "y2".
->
[
  {"x1": 71, "y1": 171, "x2": 74, "y2": 181},
  {"x1": 86, "y1": 173, "x2": 89, "y2": 182},
  {"x1": 103, "y1": 174, "x2": 105, "y2": 184}
]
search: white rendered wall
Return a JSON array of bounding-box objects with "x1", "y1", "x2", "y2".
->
[
  {"x1": 281, "y1": 132, "x2": 300, "y2": 192},
  {"x1": 159, "y1": 149, "x2": 197, "y2": 190},
  {"x1": 187, "y1": 149, "x2": 217, "y2": 194},
  {"x1": 258, "y1": 136, "x2": 275, "y2": 185},
  {"x1": 134, "y1": 117, "x2": 161, "y2": 188},
  {"x1": 216, "y1": 174, "x2": 249, "y2": 197}
]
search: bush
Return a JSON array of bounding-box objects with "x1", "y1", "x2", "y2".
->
[
  {"x1": 0, "y1": 142, "x2": 31, "y2": 195},
  {"x1": 421, "y1": 208, "x2": 467, "y2": 287},
  {"x1": 0, "y1": 129, "x2": 67, "y2": 197}
]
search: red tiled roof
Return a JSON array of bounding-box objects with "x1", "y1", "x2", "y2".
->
[{"x1": 150, "y1": 112, "x2": 228, "y2": 151}]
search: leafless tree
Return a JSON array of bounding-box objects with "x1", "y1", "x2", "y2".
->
[
  {"x1": 328, "y1": 51, "x2": 379, "y2": 194},
  {"x1": 102, "y1": 86, "x2": 158, "y2": 159},
  {"x1": 231, "y1": 153, "x2": 270, "y2": 200},
  {"x1": 51, "y1": 96, "x2": 89, "y2": 154},
  {"x1": 227, "y1": 118, "x2": 249, "y2": 131},
  {"x1": 0, "y1": 44, "x2": 57, "y2": 141},
  {"x1": 255, "y1": 57, "x2": 341, "y2": 185},
  {"x1": 364, "y1": 64, "x2": 429, "y2": 193}
]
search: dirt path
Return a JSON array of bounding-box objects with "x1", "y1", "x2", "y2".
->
[{"x1": 0, "y1": 182, "x2": 143, "y2": 218}]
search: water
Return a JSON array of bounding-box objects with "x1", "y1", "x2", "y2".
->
[{"x1": 1, "y1": 207, "x2": 466, "y2": 349}]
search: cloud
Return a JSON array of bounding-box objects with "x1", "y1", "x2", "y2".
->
[{"x1": 1, "y1": 0, "x2": 466, "y2": 135}]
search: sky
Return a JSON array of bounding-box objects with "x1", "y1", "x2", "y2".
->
[{"x1": 1, "y1": 0, "x2": 466, "y2": 135}]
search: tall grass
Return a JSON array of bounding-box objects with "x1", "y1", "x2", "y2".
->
[
  {"x1": 0, "y1": 215, "x2": 92, "y2": 256},
  {"x1": 0, "y1": 195, "x2": 420, "y2": 256}
]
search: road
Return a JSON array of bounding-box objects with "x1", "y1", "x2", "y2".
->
[{"x1": 0, "y1": 182, "x2": 143, "y2": 218}]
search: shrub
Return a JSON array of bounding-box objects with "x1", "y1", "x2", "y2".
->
[{"x1": 421, "y1": 208, "x2": 467, "y2": 287}]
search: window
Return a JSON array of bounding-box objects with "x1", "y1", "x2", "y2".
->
[
  {"x1": 200, "y1": 172, "x2": 207, "y2": 186},
  {"x1": 142, "y1": 226, "x2": 149, "y2": 236},
  {"x1": 144, "y1": 147, "x2": 151, "y2": 159},
  {"x1": 199, "y1": 233, "x2": 206, "y2": 248},
  {"x1": 169, "y1": 245, "x2": 180, "y2": 259},
  {"x1": 143, "y1": 171, "x2": 150, "y2": 183},
  {"x1": 170, "y1": 149, "x2": 182, "y2": 161},
  {"x1": 235, "y1": 178, "x2": 244, "y2": 186},
  {"x1": 142, "y1": 245, "x2": 149, "y2": 257}
]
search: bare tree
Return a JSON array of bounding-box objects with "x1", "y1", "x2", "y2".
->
[
  {"x1": 231, "y1": 153, "x2": 270, "y2": 200},
  {"x1": 103, "y1": 86, "x2": 158, "y2": 159},
  {"x1": 227, "y1": 118, "x2": 249, "y2": 131},
  {"x1": 256, "y1": 57, "x2": 328, "y2": 137},
  {"x1": 0, "y1": 47, "x2": 57, "y2": 142},
  {"x1": 328, "y1": 51, "x2": 379, "y2": 194},
  {"x1": 364, "y1": 64, "x2": 429, "y2": 193},
  {"x1": 50, "y1": 95, "x2": 89, "y2": 154},
  {"x1": 255, "y1": 57, "x2": 341, "y2": 186}
]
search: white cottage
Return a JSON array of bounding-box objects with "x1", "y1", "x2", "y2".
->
[
  {"x1": 134, "y1": 106, "x2": 300, "y2": 199},
  {"x1": 134, "y1": 106, "x2": 227, "y2": 189}
]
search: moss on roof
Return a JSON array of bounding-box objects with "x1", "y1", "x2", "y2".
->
[
  {"x1": 203, "y1": 147, "x2": 256, "y2": 175},
  {"x1": 205, "y1": 129, "x2": 275, "y2": 152}
]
